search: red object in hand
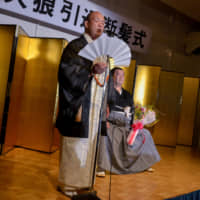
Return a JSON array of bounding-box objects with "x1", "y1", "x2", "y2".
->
[{"x1": 127, "y1": 121, "x2": 144, "y2": 146}]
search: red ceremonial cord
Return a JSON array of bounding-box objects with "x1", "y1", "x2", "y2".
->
[{"x1": 94, "y1": 74, "x2": 109, "y2": 87}]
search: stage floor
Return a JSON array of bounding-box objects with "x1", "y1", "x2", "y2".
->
[{"x1": 0, "y1": 145, "x2": 200, "y2": 200}]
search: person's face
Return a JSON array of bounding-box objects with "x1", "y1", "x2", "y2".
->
[
  {"x1": 84, "y1": 12, "x2": 105, "y2": 40},
  {"x1": 113, "y1": 69, "x2": 125, "y2": 87}
]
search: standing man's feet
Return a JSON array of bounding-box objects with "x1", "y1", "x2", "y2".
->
[
  {"x1": 96, "y1": 171, "x2": 106, "y2": 177},
  {"x1": 57, "y1": 186, "x2": 77, "y2": 197}
]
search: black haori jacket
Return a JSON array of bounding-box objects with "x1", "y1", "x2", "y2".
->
[{"x1": 56, "y1": 35, "x2": 93, "y2": 138}]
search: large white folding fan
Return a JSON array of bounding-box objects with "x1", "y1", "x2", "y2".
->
[{"x1": 79, "y1": 33, "x2": 131, "y2": 67}]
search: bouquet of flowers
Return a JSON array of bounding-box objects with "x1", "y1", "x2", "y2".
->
[
  {"x1": 134, "y1": 104, "x2": 158, "y2": 126},
  {"x1": 127, "y1": 104, "x2": 159, "y2": 146}
]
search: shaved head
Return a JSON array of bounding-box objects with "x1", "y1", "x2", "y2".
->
[{"x1": 84, "y1": 11, "x2": 105, "y2": 40}]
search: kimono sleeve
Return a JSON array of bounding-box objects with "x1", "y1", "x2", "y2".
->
[{"x1": 58, "y1": 41, "x2": 93, "y2": 94}]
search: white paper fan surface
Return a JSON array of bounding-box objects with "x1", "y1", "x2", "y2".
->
[{"x1": 79, "y1": 34, "x2": 131, "y2": 67}]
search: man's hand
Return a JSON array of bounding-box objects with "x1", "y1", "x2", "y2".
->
[{"x1": 92, "y1": 62, "x2": 107, "y2": 74}]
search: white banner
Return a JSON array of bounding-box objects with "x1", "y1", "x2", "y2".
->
[{"x1": 0, "y1": 0, "x2": 152, "y2": 53}]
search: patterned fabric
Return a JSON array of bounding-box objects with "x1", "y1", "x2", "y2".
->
[
  {"x1": 98, "y1": 125, "x2": 160, "y2": 174},
  {"x1": 57, "y1": 34, "x2": 109, "y2": 190},
  {"x1": 98, "y1": 87, "x2": 160, "y2": 174},
  {"x1": 108, "y1": 110, "x2": 132, "y2": 127},
  {"x1": 58, "y1": 68, "x2": 109, "y2": 190}
]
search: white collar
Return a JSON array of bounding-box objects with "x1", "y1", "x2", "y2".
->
[
  {"x1": 83, "y1": 33, "x2": 93, "y2": 44},
  {"x1": 115, "y1": 87, "x2": 122, "y2": 95}
]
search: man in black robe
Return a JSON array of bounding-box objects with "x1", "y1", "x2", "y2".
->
[
  {"x1": 97, "y1": 67, "x2": 160, "y2": 175},
  {"x1": 56, "y1": 11, "x2": 108, "y2": 197}
]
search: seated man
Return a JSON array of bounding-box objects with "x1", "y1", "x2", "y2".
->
[{"x1": 97, "y1": 67, "x2": 160, "y2": 175}]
